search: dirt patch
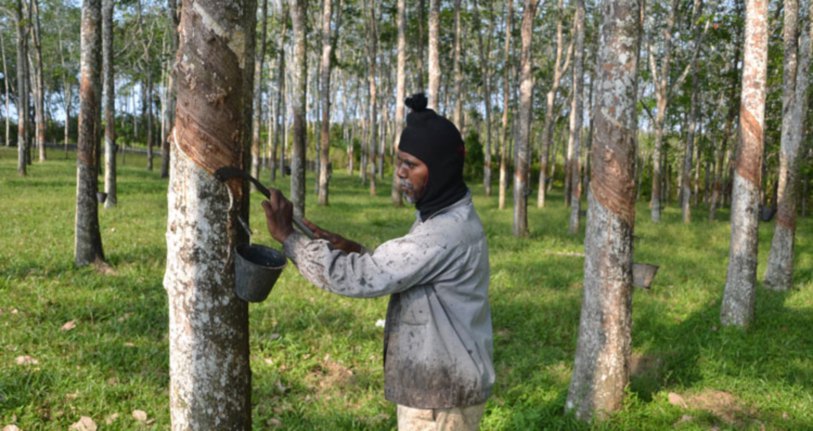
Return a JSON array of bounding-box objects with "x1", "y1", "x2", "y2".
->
[
  {"x1": 668, "y1": 389, "x2": 759, "y2": 427},
  {"x1": 306, "y1": 354, "x2": 355, "y2": 397}
]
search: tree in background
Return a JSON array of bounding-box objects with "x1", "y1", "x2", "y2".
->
[
  {"x1": 721, "y1": 0, "x2": 768, "y2": 327},
  {"x1": 74, "y1": 0, "x2": 105, "y2": 266},
  {"x1": 289, "y1": 0, "x2": 306, "y2": 218},
  {"x1": 498, "y1": 0, "x2": 513, "y2": 210},
  {"x1": 764, "y1": 0, "x2": 812, "y2": 291},
  {"x1": 164, "y1": 0, "x2": 255, "y2": 426},
  {"x1": 390, "y1": 0, "x2": 406, "y2": 207},
  {"x1": 102, "y1": 0, "x2": 116, "y2": 208},
  {"x1": 251, "y1": 0, "x2": 268, "y2": 183},
  {"x1": 566, "y1": 0, "x2": 641, "y2": 420},
  {"x1": 513, "y1": 0, "x2": 536, "y2": 237},
  {"x1": 567, "y1": 0, "x2": 585, "y2": 234},
  {"x1": 427, "y1": 0, "x2": 440, "y2": 109},
  {"x1": 317, "y1": 0, "x2": 333, "y2": 205},
  {"x1": 15, "y1": 0, "x2": 29, "y2": 175}
]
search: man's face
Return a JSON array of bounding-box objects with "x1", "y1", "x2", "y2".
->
[{"x1": 396, "y1": 150, "x2": 429, "y2": 204}]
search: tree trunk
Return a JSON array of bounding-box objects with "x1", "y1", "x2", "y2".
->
[
  {"x1": 427, "y1": 0, "x2": 440, "y2": 109},
  {"x1": 499, "y1": 0, "x2": 513, "y2": 210},
  {"x1": 473, "y1": 0, "x2": 495, "y2": 196},
  {"x1": 538, "y1": 0, "x2": 572, "y2": 208},
  {"x1": 15, "y1": 0, "x2": 29, "y2": 176},
  {"x1": 391, "y1": 0, "x2": 407, "y2": 207},
  {"x1": 270, "y1": 3, "x2": 287, "y2": 183},
  {"x1": 513, "y1": 0, "x2": 536, "y2": 237},
  {"x1": 1, "y1": 31, "x2": 9, "y2": 147},
  {"x1": 146, "y1": 72, "x2": 155, "y2": 171},
  {"x1": 161, "y1": 0, "x2": 180, "y2": 179},
  {"x1": 452, "y1": 0, "x2": 464, "y2": 130},
  {"x1": 165, "y1": 0, "x2": 255, "y2": 427},
  {"x1": 721, "y1": 0, "x2": 768, "y2": 328},
  {"x1": 318, "y1": 0, "x2": 333, "y2": 205},
  {"x1": 30, "y1": 0, "x2": 46, "y2": 162},
  {"x1": 102, "y1": 0, "x2": 117, "y2": 208},
  {"x1": 417, "y1": 0, "x2": 426, "y2": 91},
  {"x1": 75, "y1": 0, "x2": 105, "y2": 266},
  {"x1": 366, "y1": 0, "x2": 378, "y2": 196},
  {"x1": 764, "y1": 0, "x2": 811, "y2": 291},
  {"x1": 252, "y1": 0, "x2": 269, "y2": 182},
  {"x1": 568, "y1": 0, "x2": 584, "y2": 234},
  {"x1": 566, "y1": 0, "x2": 640, "y2": 419},
  {"x1": 289, "y1": 0, "x2": 307, "y2": 218}
]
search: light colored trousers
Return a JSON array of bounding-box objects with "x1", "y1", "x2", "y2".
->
[{"x1": 397, "y1": 403, "x2": 486, "y2": 431}]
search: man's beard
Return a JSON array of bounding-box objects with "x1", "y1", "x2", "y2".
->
[{"x1": 399, "y1": 179, "x2": 417, "y2": 204}]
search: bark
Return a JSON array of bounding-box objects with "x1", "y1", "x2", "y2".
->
[
  {"x1": 75, "y1": 0, "x2": 105, "y2": 266},
  {"x1": 513, "y1": 0, "x2": 535, "y2": 237},
  {"x1": 30, "y1": 0, "x2": 46, "y2": 162},
  {"x1": 452, "y1": 0, "x2": 464, "y2": 130},
  {"x1": 499, "y1": 0, "x2": 513, "y2": 210},
  {"x1": 473, "y1": 0, "x2": 495, "y2": 196},
  {"x1": 166, "y1": 0, "x2": 255, "y2": 427},
  {"x1": 538, "y1": 0, "x2": 572, "y2": 208},
  {"x1": 568, "y1": 0, "x2": 585, "y2": 234},
  {"x1": 161, "y1": 0, "x2": 180, "y2": 179},
  {"x1": 648, "y1": 0, "x2": 680, "y2": 222},
  {"x1": 289, "y1": 0, "x2": 307, "y2": 218},
  {"x1": 366, "y1": 0, "x2": 378, "y2": 196},
  {"x1": 251, "y1": 0, "x2": 269, "y2": 182},
  {"x1": 417, "y1": 0, "x2": 426, "y2": 90},
  {"x1": 566, "y1": 0, "x2": 640, "y2": 420},
  {"x1": 270, "y1": 3, "x2": 287, "y2": 183},
  {"x1": 764, "y1": 0, "x2": 812, "y2": 291},
  {"x1": 318, "y1": 0, "x2": 333, "y2": 205},
  {"x1": 391, "y1": 0, "x2": 406, "y2": 207},
  {"x1": 1, "y1": 31, "x2": 9, "y2": 147},
  {"x1": 15, "y1": 0, "x2": 29, "y2": 176},
  {"x1": 427, "y1": 0, "x2": 440, "y2": 109},
  {"x1": 721, "y1": 0, "x2": 768, "y2": 328},
  {"x1": 102, "y1": 0, "x2": 117, "y2": 208}
]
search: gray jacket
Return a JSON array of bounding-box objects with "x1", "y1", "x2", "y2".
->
[{"x1": 282, "y1": 194, "x2": 494, "y2": 408}]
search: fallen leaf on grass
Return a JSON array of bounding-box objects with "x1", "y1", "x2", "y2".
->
[
  {"x1": 15, "y1": 355, "x2": 39, "y2": 365},
  {"x1": 11, "y1": 309, "x2": 18, "y2": 314},
  {"x1": 668, "y1": 392, "x2": 687, "y2": 408},
  {"x1": 105, "y1": 413, "x2": 120, "y2": 425},
  {"x1": 267, "y1": 418, "x2": 283, "y2": 428},
  {"x1": 3, "y1": 425, "x2": 21, "y2": 431},
  {"x1": 66, "y1": 391, "x2": 79, "y2": 400},
  {"x1": 61, "y1": 320, "x2": 77, "y2": 331},
  {"x1": 69, "y1": 416, "x2": 97, "y2": 431},
  {"x1": 132, "y1": 410, "x2": 148, "y2": 422},
  {"x1": 123, "y1": 342, "x2": 136, "y2": 348}
]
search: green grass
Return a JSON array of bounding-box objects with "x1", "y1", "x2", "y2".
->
[{"x1": 1, "y1": 146, "x2": 812, "y2": 430}]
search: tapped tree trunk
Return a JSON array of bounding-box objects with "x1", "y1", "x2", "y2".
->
[
  {"x1": 566, "y1": 0, "x2": 641, "y2": 420},
  {"x1": 721, "y1": 0, "x2": 768, "y2": 328},
  {"x1": 289, "y1": 0, "x2": 307, "y2": 218},
  {"x1": 15, "y1": 0, "x2": 29, "y2": 176},
  {"x1": 567, "y1": 0, "x2": 584, "y2": 234},
  {"x1": 165, "y1": 0, "x2": 255, "y2": 427},
  {"x1": 317, "y1": 0, "x2": 333, "y2": 205},
  {"x1": 75, "y1": 0, "x2": 105, "y2": 266},
  {"x1": 765, "y1": 0, "x2": 812, "y2": 291},
  {"x1": 102, "y1": 0, "x2": 117, "y2": 208},
  {"x1": 391, "y1": 0, "x2": 406, "y2": 207},
  {"x1": 498, "y1": 0, "x2": 513, "y2": 210},
  {"x1": 427, "y1": 0, "x2": 440, "y2": 109},
  {"x1": 513, "y1": 0, "x2": 536, "y2": 237}
]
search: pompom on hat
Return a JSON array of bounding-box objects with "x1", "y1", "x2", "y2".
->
[{"x1": 398, "y1": 93, "x2": 469, "y2": 221}]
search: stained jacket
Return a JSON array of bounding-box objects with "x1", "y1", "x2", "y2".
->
[{"x1": 282, "y1": 193, "x2": 494, "y2": 409}]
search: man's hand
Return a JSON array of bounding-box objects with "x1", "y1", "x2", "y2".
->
[
  {"x1": 302, "y1": 219, "x2": 363, "y2": 254},
  {"x1": 262, "y1": 190, "x2": 295, "y2": 243}
]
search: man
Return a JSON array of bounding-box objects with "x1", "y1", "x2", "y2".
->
[{"x1": 263, "y1": 93, "x2": 494, "y2": 430}]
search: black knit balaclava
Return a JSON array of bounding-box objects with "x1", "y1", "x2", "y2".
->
[{"x1": 398, "y1": 93, "x2": 469, "y2": 221}]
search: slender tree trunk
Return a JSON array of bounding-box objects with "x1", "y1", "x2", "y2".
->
[
  {"x1": 15, "y1": 0, "x2": 29, "y2": 176},
  {"x1": 499, "y1": 0, "x2": 513, "y2": 210},
  {"x1": 721, "y1": 0, "x2": 768, "y2": 328},
  {"x1": 366, "y1": 0, "x2": 378, "y2": 196},
  {"x1": 765, "y1": 0, "x2": 811, "y2": 291},
  {"x1": 252, "y1": 0, "x2": 269, "y2": 182},
  {"x1": 75, "y1": 0, "x2": 105, "y2": 266},
  {"x1": 538, "y1": 0, "x2": 572, "y2": 208},
  {"x1": 391, "y1": 0, "x2": 407, "y2": 206},
  {"x1": 270, "y1": 3, "x2": 287, "y2": 183},
  {"x1": 30, "y1": 0, "x2": 46, "y2": 162},
  {"x1": 474, "y1": 0, "x2": 495, "y2": 196},
  {"x1": 417, "y1": 0, "x2": 426, "y2": 91},
  {"x1": 289, "y1": 0, "x2": 307, "y2": 218},
  {"x1": 513, "y1": 0, "x2": 535, "y2": 237},
  {"x1": 161, "y1": 0, "x2": 179, "y2": 179},
  {"x1": 568, "y1": 0, "x2": 584, "y2": 234},
  {"x1": 566, "y1": 0, "x2": 641, "y2": 419},
  {"x1": 102, "y1": 0, "x2": 117, "y2": 208},
  {"x1": 318, "y1": 0, "x2": 333, "y2": 205},
  {"x1": 452, "y1": 0, "x2": 464, "y2": 130},
  {"x1": 1, "y1": 31, "x2": 9, "y2": 148},
  {"x1": 427, "y1": 0, "x2": 440, "y2": 109}
]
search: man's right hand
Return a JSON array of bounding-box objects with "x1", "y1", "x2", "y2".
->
[
  {"x1": 302, "y1": 219, "x2": 363, "y2": 254},
  {"x1": 262, "y1": 190, "x2": 295, "y2": 243}
]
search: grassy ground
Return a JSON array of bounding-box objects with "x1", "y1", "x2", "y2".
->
[{"x1": 1, "y1": 146, "x2": 812, "y2": 430}]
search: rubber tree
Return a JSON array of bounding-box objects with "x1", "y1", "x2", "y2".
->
[
  {"x1": 498, "y1": 0, "x2": 513, "y2": 210},
  {"x1": 473, "y1": 0, "x2": 495, "y2": 196},
  {"x1": 764, "y1": 0, "x2": 812, "y2": 291},
  {"x1": 251, "y1": 0, "x2": 269, "y2": 182},
  {"x1": 427, "y1": 0, "x2": 440, "y2": 109},
  {"x1": 289, "y1": 0, "x2": 306, "y2": 218},
  {"x1": 30, "y1": 0, "x2": 46, "y2": 162},
  {"x1": 75, "y1": 0, "x2": 105, "y2": 267},
  {"x1": 566, "y1": 0, "x2": 641, "y2": 420},
  {"x1": 721, "y1": 0, "x2": 768, "y2": 327},
  {"x1": 513, "y1": 0, "x2": 537, "y2": 237},
  {"x1": 102, "y1": 0, "x2": 117, "y2": 208},
  {"x1": 164, "y1": 0, "x2": 256, "y2": 426},
  {"x1": 567, "y1": 0, "x2": 585, "y2": 234},
  {"x1": 317, "y1": 0, "x2": 333, "y2": 205},
  {"x1": 365, "y1": 0, "x2": 378, "y2": 196},
  {"x1": 15, "y1": 0, "x2": 29, "y2": 176},
  {"x1": 391, "y1": 0, "x2": 406, "y2": 207}
]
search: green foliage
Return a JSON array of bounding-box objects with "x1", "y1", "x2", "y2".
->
[
  {"x1": 464, "y1": 130, "x2": 484, "y2": 182},
  {"x1": 1, "y1": 147, "x2": 813, "y2": 430}
]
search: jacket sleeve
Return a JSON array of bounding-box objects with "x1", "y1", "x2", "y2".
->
[{"x1": 282, "y1": 231, "x2": 451, "y2": 298}]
